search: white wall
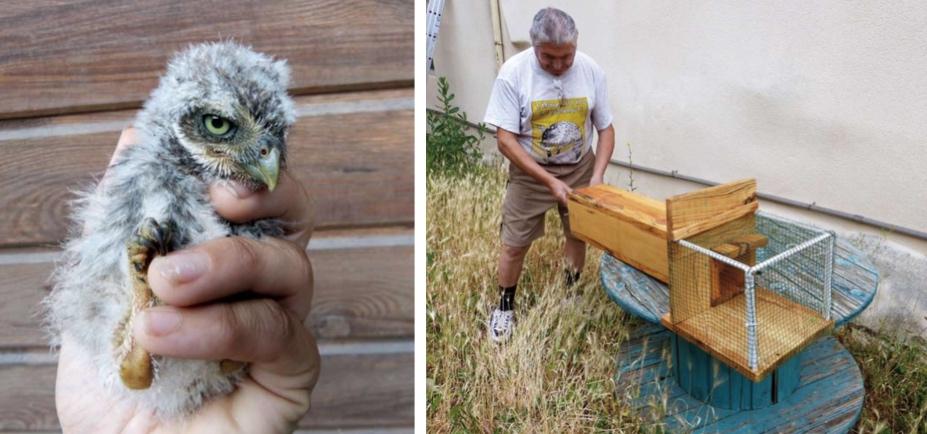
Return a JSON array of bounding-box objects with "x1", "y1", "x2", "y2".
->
[
  {"x1": 426, "y1": 1, "x2": 500, "y2": 126},
  {"x1": 428, "y1": 1, "x2": 927, "y2": 331}
]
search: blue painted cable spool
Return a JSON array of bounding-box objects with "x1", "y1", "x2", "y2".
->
[
  {"x1": 601, "y1": 213, "x2": 879, "y2": 432},
  {"x1": 671, "y1": 333, "x2": 801, "y2": 410}
]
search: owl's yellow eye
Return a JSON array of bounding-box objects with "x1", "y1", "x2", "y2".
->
[{"x1": 202, "y1": 114, "x2": 232, "y2": 136}]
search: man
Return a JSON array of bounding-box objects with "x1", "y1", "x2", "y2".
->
[{"x1": 483, "y1": 7, "x2": 615, "y2": 342}]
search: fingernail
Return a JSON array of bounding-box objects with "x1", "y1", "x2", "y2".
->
[
  {"x1": 220, "y1": 180, "x2": 254, "y2": 199},
  {"x1": 152, "y1": 251, "x2": 209, "y2": 284},
  {"x1": 141, "y1": 308, "x2": 182, "y2": 336}
]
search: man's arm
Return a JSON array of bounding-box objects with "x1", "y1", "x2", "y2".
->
[
  {"x1": 590, "y1": 124, "x2": 615, "y2": 186},
  {"x1": 496, "y1": 128, "x2": 573, "y2": 205}
]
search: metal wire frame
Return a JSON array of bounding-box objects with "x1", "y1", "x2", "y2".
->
[{"x1": 677, "y1": 225, "x2": 834, "y2": 372}]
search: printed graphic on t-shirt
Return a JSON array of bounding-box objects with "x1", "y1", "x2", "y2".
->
[{"x1": 530, "y1": 97, "x2": 588, "y2": 164}]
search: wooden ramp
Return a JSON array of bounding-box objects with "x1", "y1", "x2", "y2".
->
[
  {"x1": 661, "y1": 289, "x2": 834, "y2": 381},
  {"x1": 615, "y1": 323, "x2": 864, "y2": 433}
]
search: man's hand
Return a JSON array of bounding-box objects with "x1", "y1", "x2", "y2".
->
[
  {"x1": 589, "y1": 175, "x2": 604, "y2": 187},
  {"x1": 56, "y1": 128, "x2": 319, "y2": 434},
  {"x1": 547, "y1": 177, "x2": 573, "y2": 206}
]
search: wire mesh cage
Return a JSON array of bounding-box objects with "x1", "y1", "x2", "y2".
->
[{"x1": 667, "y1": 212, "x2": 835, "y2": 379}]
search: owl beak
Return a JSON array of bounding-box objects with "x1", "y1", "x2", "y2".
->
[{"x1": 244, "y1": 147, "x2": 280, "y2": 192}]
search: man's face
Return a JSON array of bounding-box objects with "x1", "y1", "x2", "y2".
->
[{"x1": 534, "y1": 42, "x2": 576, "y2": 76}]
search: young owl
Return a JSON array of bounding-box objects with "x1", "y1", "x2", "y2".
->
[{"x1": 43, "y1": 42, "x2": 296, "y2": 418}]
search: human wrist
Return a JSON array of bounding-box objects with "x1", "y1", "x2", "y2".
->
[{"x1": 543, "y1": 175, "x2": 561, "y2": 191}]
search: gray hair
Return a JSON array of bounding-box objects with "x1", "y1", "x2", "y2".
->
[{"x1": 529, "y1": 8, "x2": 578, "y2": 46}]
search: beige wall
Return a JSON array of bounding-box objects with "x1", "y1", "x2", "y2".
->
[
  {"x1": 426, "y1": 1, "x2": 498, "y2": 125},
  {"x1": 429, "y1": 1, "x2": 927, "y2": 255},
  {"x1": 429, "y1": 1, "x2": 927, "y2": 331}
]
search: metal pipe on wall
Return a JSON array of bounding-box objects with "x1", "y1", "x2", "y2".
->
[
  {"x1": 609, "y1": 159, "x2": 927, "y2": 241},
  {"x1": 489, "y1": 0, "x2": 505, "y2": 70},
  {"x1": 425, "y1": 115, "x2": 927, "y2": 243}
]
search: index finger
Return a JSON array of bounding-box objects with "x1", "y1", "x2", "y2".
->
[{"x1": 148, "y1": 236, "x2": 314, "y2": 319}]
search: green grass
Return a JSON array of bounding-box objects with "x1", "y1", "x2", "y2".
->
[{"x1": 426, "y1": 164, "x2": 927, "y2": 433}]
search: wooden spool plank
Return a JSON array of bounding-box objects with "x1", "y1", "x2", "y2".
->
[
  {"x1": 0, "y1": 0, "x2": 413, "y2": 120},
  {"x1": 646, "y1": 336, "x2": 851, "y2": 427},
  {"x1": 673, "y1": 333, "x2": 801, "y2": 411},
  {"x1": 0, "y1": 89, "x2": 413, "y2": 246},
  {"x1": 775, "y1": 354, "x2": 802, "y2": 403},
  {"x1": 600, "y1": 257, "x2": 669, "y2": 321},
  {"x1": 615, "y1": 326, "x2": 863, "y2": 433},
  {"x1": 0, "y1": 226, "x2": 413, "y2": 348},
  {"x1": 0, "y1": 345, "x2": 413, "y2": 431}
]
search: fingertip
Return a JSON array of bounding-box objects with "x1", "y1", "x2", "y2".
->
[
  {"x1": 110, "y1": 127, "x2": 137, "y2": 165},
  {"x1": 117, "y1": 127, "x2": 137, "y2": 148},
  {"x1": 218, "y1": 180, "x2": 257, "y2": 200},
  {"x1": 147, "y1": 250, "x2": 213, "y2": 307},
  {"x1": 147, "y1": 256, "x2": 171, "y2": 297},
  {"x1": 208, "y1": 181, "x2": 262, "y2": 223},
  {"x1": 135, "y1": 307, "x2": 183, "y2": 338}
]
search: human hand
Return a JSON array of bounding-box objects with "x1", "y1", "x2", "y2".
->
[
  {"x1": 589, "y1": 175, "x2": 604, "y2": 187},
  {"x1": 55, "y1": 128, "x2": 319, "y2": 434},
  {"x1": 547, "y1": 177, "x2": 573, "y2": 206}
]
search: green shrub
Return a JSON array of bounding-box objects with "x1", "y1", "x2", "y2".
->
[{"x1": 427, "y1": 76, "x2": 486, "y2": 177}]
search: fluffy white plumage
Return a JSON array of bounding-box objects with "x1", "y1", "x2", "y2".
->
[{"x1": 43, "y1": 41, "x2": 296, "y2": 418}]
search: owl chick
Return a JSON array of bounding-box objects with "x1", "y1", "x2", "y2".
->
[{"x1": 43, "y1": 41, "x2": 296, "y2": 418}]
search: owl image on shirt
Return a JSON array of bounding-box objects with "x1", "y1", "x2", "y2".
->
[{"x1": 530, "y1": 97, "x2": 588, "y2": 164}]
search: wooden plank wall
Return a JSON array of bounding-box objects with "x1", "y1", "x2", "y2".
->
[{"x1": 0, "y1": 1, "x2": 414, "y2": 432}]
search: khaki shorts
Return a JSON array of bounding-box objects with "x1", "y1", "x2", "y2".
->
[{"x1": 501, "y1": 150, "x2": 595, "y2": 247}]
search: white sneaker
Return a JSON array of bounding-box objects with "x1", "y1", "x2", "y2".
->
[{"x1": 488, "y1": 308, "x2": 514, "y2": 342}]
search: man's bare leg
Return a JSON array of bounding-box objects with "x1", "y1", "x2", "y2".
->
[{"x1": 499, "y1": 243, "x2": 531, "y2": 288}]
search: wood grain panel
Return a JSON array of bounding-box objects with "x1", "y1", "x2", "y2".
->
[
  {"x1": 568, "y1": 185, "x2": 670, "y2": 282},
  {"x1": 310, "y1": 244, "x2": 413, "y2": 339},
  {"x1": 0, "y1": 89, "x2": 413, "y2": 246},
  {"x1": 0, "y1": 227, "x2": 413, "y2": 348},
  {"x1": 0, "y1": 347, "x2": 413, "y2": 431},
  {"x1": 0, "y1": 0, "x2": 413, "y2": 120},
  {"x1": 666, "y1": 179, "x2": 757, "y2": 240},
  {"x1": 302, "y1": 349, "x2": 413, "y2": 429}
]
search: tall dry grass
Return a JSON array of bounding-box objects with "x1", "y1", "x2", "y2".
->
[{"x1": 426, "y1": 166, "x2": 643, "y2": 432}]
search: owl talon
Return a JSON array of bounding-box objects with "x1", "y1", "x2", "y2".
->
[
  {"x1": 220, "y1": 359, "x2": 246, "y2": 374},
  {"x1": 115, "y1": 217, "x2": 177, "y2": 390}
]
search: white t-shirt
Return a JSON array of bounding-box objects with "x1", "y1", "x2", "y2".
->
[{"x1": 484, "y1": 48, "x2": 613, "y2": 165}]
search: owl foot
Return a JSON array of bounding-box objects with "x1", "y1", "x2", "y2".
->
[{"x1": 116, "y1": 218, "x2": 176, "y2": 390}]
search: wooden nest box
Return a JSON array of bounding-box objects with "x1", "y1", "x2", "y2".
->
[{"x1": 568, "y1": 179, "x2": 835, "y2": 381}]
